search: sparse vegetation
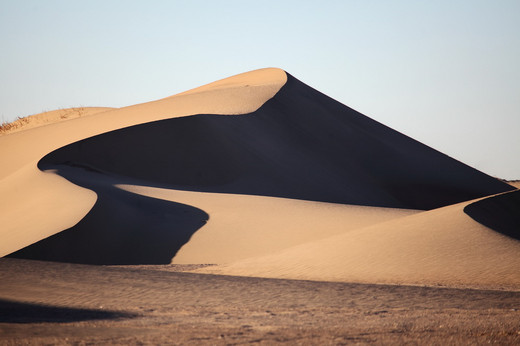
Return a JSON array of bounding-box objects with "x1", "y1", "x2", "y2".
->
[
  {"x1": 0, "y1": 107, "x2": 87, "y2": 135},
  {"x1": 0, "y1": 116, "x2": 30, "y2": 134},
  {"x1": 59, "y1": 107, "x2": 85, "y2": 120}
]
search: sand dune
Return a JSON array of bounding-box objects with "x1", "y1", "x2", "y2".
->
[
  {"x1": 119, "y1": 185, "x2": 420, "y2": 264},
  {"x1": 0, "y1": 68, "x2": 286, "y2": 180},
  {"x1": 31, "y1": 73, "x2": 513, "y2": 210},
  {"x1": 0, "y1": 163, "x2": 96, "y2": 258},
  {"x1": 197, "y1": 190, "x2": 520, "y2": 290},
  {"x1": 0, "y1": 68, "x2": 286, "y2": 257},
  {"x1": 1, "y1": 67, "x2": 519, "y2": 290}
]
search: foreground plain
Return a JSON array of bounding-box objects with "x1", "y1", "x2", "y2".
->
[{"x1": 1, "y1": 258, "x2": 519, "y2": 345}]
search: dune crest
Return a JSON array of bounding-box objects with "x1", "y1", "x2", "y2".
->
[{"x1": 0, "y1": 107, "x2": 114, "y2": 136}]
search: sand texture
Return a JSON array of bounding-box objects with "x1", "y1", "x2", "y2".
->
[
  {"x1": 197, "y1": 191, "x2": 520, "y2": 290},
  {"x1": 1, "y1": 68, "x2": 520, "y2": 343},
  {"x1": 1, "y1": 258, "x2": 520, "y2": 345}
]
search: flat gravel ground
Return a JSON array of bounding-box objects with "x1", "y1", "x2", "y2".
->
[{"x1": 1, "y1": 259, "x2": 519, "y2": 345}]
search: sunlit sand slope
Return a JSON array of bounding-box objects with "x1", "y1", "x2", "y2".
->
[
  {"x1": 10, "y1": 177, "x2": 419, "y2": 264},
  {"x1": 118, "y1": 185, "x2": 420, "y2": 264},
  {"x1": 197, "y1": 191, "x2": 520, "y2": 290}
]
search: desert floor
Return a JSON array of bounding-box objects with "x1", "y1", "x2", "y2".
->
[{"x1": 1, "y1": 258, "x2": 519, "y2": 345}]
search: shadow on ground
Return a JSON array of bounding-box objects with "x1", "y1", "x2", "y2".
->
[{"x1": 0, "y1": 299, "x2": 136, "y2": 323}]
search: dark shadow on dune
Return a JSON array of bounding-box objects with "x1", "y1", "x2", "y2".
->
[
  {"x1": 0, "y1": 298, "x2": 136, "y2": 323},
  {"x1": 463, "y1": 189, "x2": 520, "y2": 241},
  {"x1": 9, "y1": 165, "x2": 209, "y2": 265},
  {"x1": 36, "y1": 74, "x2": 514, "y2": 210}
]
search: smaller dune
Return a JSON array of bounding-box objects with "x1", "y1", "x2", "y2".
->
[
  {"x1": 196, "y1": 193, "x2": 520, "y2": 290},
  {"x1": 118, "y1": 184, "x2": 420, "y2": 264}
]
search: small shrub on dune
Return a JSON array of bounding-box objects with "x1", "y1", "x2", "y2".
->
[{"x1": 0, "y1": 116, "x2": 28, "y2": 134}]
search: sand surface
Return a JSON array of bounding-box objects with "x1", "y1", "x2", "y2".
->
[
  {"x1": 197, "y1": 191, "x2": 520, "y2": 290},
  {"x1": 507, "y1": 180, "x2": 520, "y2": 189},
  {"x1": 1, "y1": 258, "x2": 519, "y2": 345},
  {"x1": 119, "y1": 185, "x2": 419, "y2": 264}
]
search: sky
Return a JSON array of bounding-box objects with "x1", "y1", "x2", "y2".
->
[{"x1": 1, "y1": 0, "x2": 519, "y2": 179}]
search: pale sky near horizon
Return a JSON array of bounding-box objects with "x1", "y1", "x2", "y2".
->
[{"x1": 1, "y1": 1, "x2": 519, "y2": 179}]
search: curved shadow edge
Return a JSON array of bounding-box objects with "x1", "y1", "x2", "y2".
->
[
  {"x1": 8, "y1": 165, "x2": 209, "y2": 265},
  {"x1": 463, "y1": 189, "x2": 520, "y2": 241}
]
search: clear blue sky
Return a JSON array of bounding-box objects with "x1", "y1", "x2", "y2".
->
[{"x1": 1, "y1": 0, "x2": 519, "y2": 179}]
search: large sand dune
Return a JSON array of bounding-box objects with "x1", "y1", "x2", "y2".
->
[
  {"x1": 31, "y1": 73, "x2": 513, "y2": 210},
  {"x1": 1, "y1": 67, "x2": 519, "y2": 289}
]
